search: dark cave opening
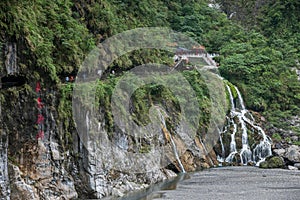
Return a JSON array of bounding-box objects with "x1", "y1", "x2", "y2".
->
[{"x1": 0, "y1": 75, "x2": 26, "y2": 89}]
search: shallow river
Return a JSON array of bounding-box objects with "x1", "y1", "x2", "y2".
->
[{"x1": 105, "y1": 166, "x2": 300, "y2": 200}]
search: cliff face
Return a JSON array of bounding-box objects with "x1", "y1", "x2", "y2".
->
[
  {"x1": 0, "y1": 50, "x2": 217, "y2": 199},
  {"x1": 1, "y1": 65, "x2": 77, "y2": 199},
  {"x1": 0, "y1": 104, "x2": 9, "y2": 198},
  {"x1": 0, "y1": 88, "x2": 216, "y2": 199}
]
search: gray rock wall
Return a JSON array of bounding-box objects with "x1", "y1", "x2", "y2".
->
[
  {"x1": 4, "y1": 42, "x2": 18, "y2": 75},
  {"x1": 0, "y1": 102, "x2": 10, "y2": 200}
]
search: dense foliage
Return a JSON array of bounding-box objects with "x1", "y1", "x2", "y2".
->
[
  {"x1": 1, "y1": 0, "x2": 299, "y2": 138},
  {"x1": 213, "y1": 0, "x2": 300, "y2": 132},
  {"x1": 0, "y1": 0, "x2": 94, "y2": 82}
]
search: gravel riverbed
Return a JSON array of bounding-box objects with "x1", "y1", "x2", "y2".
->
[{"x1": 106, "y1": 166, "x2": 300, "y2": 200}]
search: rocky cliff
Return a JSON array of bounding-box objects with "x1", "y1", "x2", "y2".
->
[{"x1": 0, "y1": 54, "x2": 219, "y2": 199}]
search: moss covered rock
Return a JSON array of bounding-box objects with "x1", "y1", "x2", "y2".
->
[{"x1": 259, "y1": 156, "x2": 285, "y2": 169}]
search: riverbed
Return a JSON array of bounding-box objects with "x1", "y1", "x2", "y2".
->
[{"x1": 105, "y1": 166, "x2": 300, "y2": 200}]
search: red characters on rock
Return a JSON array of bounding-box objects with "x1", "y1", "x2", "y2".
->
[
  {"x1": 36, "y1": 82, "x2": 41, "y2": 93},
  {"x1": 36, "y1": 114, "x2": 45, "y2": 124},
  {"x1": 37, "y1": 97, "x2": 43, "y2": 108},
  {"x1": 36, "y1": 130, "x2": 44, "y2": 140}
]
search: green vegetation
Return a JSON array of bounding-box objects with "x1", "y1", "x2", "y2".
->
[
  {"x1": 1, "y1": 0, "x2": 299, "y2": 143},
  {"x1": 259, "y1": 156, "x2": 285, "y2": 169},
  {"x1": 67, "y1": 69, "x2": 212, "y2": 137},
  {"x1": 0, "y1": 0, "x2": 94, "y2": 83},
  {"x1": 213, "y1": 0, "x2": 300, "y2": 132},
  {"x1": 272, "y1": 133, "x2": 282, "y2": 142},
  {"x1": 294, "y1": 141, "x2": 300, "y2": 146}
]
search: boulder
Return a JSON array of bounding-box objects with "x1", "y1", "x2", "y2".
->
[
  {"x1": 284, "y1": 145, "x2": 300, "y2": 163},
  {"x1": 259, "y1": 156, "x2": 285, "y2": 169}
]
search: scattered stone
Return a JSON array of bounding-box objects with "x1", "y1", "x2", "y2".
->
[
  {"x1": 294, "y1": 163, "x2": 300, "y2": 169},
  {"x1": 288, "y1": 165, "x2": 298, "y2": 170}
]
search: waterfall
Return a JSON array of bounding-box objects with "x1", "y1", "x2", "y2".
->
[
  {"x1": 235, "y1": 86, "x2": 245, "y2": 110},
  {"x1": 238, "y1": 114, "x2": 252, "y2": 165},
  {"x1": 226, "y1": 85, "x2": 235, "y2": 111},
  {"x1": 217, "y1": 128, "x2": 225, "y2": 163},
  {"x1": 169, "y1": 136, "x2": 186, "y2": 173},
  {"x1": 225, "y1": 120, "x2": 237, "y2": 163},
  {"x1": 221, "y1": 84, "x2": 272, "y2": 165},
  {"x1": 156, "y1": 107, "x2": 186, "y2": 173}
]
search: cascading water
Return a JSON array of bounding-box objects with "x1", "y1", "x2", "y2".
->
[
  {"x1": 235, "y1": 86, "x2": 245, "y2": 110},
  {"x1": 226, "y1": 85, "x2": 235, "y2": 111},
  {"x1": 220, "y1": 84, "x2": 272, "y2": 166},
  {"x1": 156, "y1": 107, "x2": 186, "y2": 173},
  {"x1": 238, "y1": 114, "x2": 252, "y2": 165},
  {"x1": 169, "y1": 136, "x2": 186, "y2": 173},
  {"x1": 225, "y1": 120, "x2": 237, "y2": 163},
  {"x1": 217, "y1": 127, "x2": 225, "y2": 163}
]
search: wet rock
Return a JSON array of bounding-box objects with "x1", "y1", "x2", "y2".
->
[{"x1": 259, "y1": 156, "x2": 285, "y2": 169}]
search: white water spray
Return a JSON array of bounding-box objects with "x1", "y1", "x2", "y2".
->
[
  {"x1": 221, "y1": 84, "x2": 272, "y2": 165},
  {"x1": 156, "y1": 107, "x2": 186, "y2": 173}
]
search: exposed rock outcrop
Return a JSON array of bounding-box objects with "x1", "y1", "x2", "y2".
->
[
  {"x1": 4, "y1": 42, "x2": 18, "y2": 75},
  {"x1": 0, "y1": 104, "x2": 10, "y2": 199},
  {"x1": 0, "y1": 80, "x2": 216, "y2": 199}
]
